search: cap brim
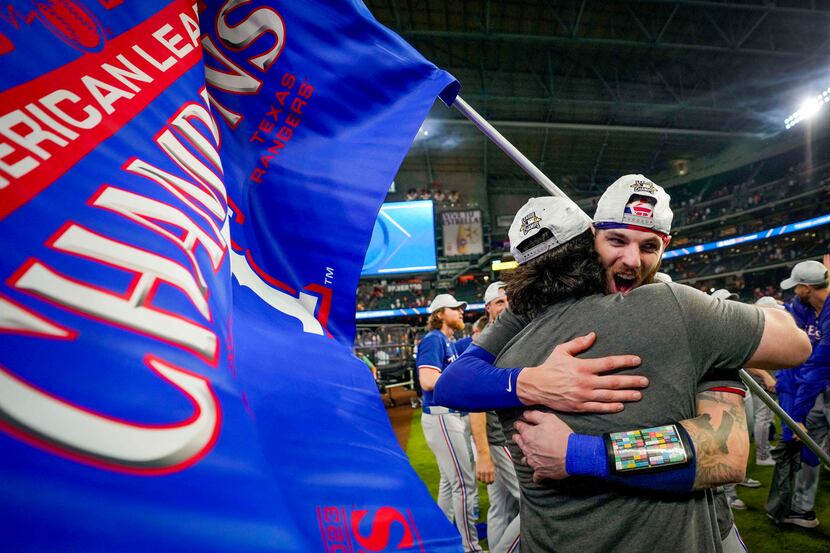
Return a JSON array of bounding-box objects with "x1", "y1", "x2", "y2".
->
[
  {"x1": 432, "y1": 301, "x2": 467, "y2": 312},
  {"x1": 780, "y1": 277, "x2": 798, "y2": 290}
]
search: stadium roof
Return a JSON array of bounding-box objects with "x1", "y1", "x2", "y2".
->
[{"x1": 366, "y1": 0, "x2": 830, "y2": 206}]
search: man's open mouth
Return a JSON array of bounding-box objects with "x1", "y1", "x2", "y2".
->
[{"x1": 612, "y1": 273, "x2": 637, "y2": 294}]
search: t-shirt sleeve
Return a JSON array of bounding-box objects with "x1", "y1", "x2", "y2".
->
[
  {"x1": 669, "y1": 284, "x2": 765, "y2": 378},
  {"x1": 474, "y1": 308, "x2": 530, "y2": 356},
  {"x1": 416, "y1": 334, "x2": 444, "y2": 371},
  {"x1": 696, "y1": 369, "x2": 747, "y2": 396}
]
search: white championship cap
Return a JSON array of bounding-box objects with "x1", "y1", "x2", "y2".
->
[
  {"x1": 483, "y1": 281, "x2": 506, "y2": 305},
  {"x1": 755, "y1": 296, "x2": 785, "y2": 310},
  {"x1": 593, "y1": 174, "x2": 673, "y2": 235},
  {"x1": 653, "y1": 272, "x2": 673, "y2": 284},
  {"x1": 428, "y1": 293, "x2": 467, "y2": 313},
  {"x1": 780, "y1": 260, "x2": 829, "y2": 290},
  {"x1": 508, "y1": 196, "x2": 593, "y2": 265},
  {"x1": 710, "y1": 289, "x2": 739, "y2": 301}
]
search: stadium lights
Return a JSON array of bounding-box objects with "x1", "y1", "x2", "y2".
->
[
  {"x1": 417, "y1": 121, "x2": 436, "y2": 138},
  {"x1": 785, "y1": 86, "x2": 830, "y2": 129}
]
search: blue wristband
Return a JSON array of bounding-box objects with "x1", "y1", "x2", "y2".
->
[
  {"x1": 565, "y1": 434, "x2": 608, "y2": 478},
  {"x1": 565, "y1": 428, "x2": 697, "y2": 493}
]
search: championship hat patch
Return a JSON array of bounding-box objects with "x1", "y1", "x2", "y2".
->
[{"x1": 624, "y1": 195, "x2": 656, "y2": 219}]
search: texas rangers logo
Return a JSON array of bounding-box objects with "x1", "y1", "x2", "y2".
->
[
  {"x1": 520, "y1": 212, "x2": 542, "y2": 235},
  {"x1": 806, "y1": 324, "x2": 821, "y2": 342}
]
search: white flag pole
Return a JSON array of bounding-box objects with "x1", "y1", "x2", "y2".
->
[{"x1": 452, "y1": 96, "x2": 571, "y2": 201}]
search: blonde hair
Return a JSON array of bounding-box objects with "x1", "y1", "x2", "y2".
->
[{"x1": 427, "y1": 308, "x2": 445, "y2": 330}]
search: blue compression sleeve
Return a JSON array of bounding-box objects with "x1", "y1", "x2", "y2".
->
[
  {"x1": 565, "y1": 430, "x2": 697, "y2": 493},
  {"x1": 432, "y1": 345, "x2": 524, "y2": 411}
]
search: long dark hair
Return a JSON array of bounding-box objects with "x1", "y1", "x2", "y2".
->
[{"x1": 503, "y1": 229, "x2": 605, "y2": 319}]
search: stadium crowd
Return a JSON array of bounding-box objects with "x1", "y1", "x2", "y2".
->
[{"x1": 670, "y1": 163, "x2": 828, "y2": 228}]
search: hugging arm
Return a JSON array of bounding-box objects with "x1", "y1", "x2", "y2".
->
[
  {"x1": 434, "y1": 334, "x2": 646, "y2": 413},
  {"x1": 513, "y1": 390, "x2": 748, "y2": 491}
]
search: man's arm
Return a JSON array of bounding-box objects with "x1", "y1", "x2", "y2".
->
[
  {"x1": 418, "y1": 367, "x2": 440, "y2": 391},
  {"x1": 513, "y1": 390, "x2": 749, "y2": 491},
  {"x1": 516, "y1": 333, "x2": 646, "y2": 411},
  {"x1": 470, "y1": 413, "x2": 495, "y2": 484},
  {"x1": 673, "y1": 285, "x2": 809, "y2": 373},
  {"x1": 679, "y1": 391, "x2": 748, "y2": 489},
  {"x1": 745, "y1": 368, "x2": 776, "y2": 392},
  {"x1": 747, "y1": 307, "x2": 812, "y2": 370},
  {"x1": 416, "y1": 334, "x2": 444, "y2": 392},
  {"x1": 433, "y1": 333, "x2": 646, "y2": 412}
]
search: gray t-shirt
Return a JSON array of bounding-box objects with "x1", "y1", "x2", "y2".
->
[
  {"x1": 478, "y1": 287, "x2": 746, "y2": 390},
  {"x1": 494, "y1": 283, "x2": 764, "y2": 553},
  {"x1": 485, "y1": 411, "x2": 508, "y2": 445}
]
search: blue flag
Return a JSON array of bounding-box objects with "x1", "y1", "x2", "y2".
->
[{"x1": 0, "y1": 1, "x2": 460, "y2": 551}]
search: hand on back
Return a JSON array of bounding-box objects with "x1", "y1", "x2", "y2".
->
[{"x1": 516, "y1": 332, "x2": 647, "y2": 413}]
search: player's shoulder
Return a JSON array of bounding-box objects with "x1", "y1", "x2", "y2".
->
[
  {"x1": 613, "y1": 281, "x2": 697, "y2": 305},
  {"x1": 494, "y1": 307, "x2": 529, "y2": 326},
  {"x1": 648, "y1": 281, "x2": 707, "y2": 302},
  {"x1": 613, "y1": 282, "x2": 712, "y2": 320},
  {"x1": 421, "y1": 329, "x2": 442, "y2": 342}
]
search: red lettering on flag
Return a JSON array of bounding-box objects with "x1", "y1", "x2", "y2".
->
[{"x1": 0, "y1": 1, "x2": 202, "y2": 220}]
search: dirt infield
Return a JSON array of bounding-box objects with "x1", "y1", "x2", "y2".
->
[{"x1": 383, "y1": 388, "x2": 419, "y2": 450}]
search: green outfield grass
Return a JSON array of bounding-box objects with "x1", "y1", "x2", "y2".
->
[
  {"x1": 405, "y1": 409, "x2": 491, "y2": 518},
  {"x1": 404, "y1": 409, "x2": 830, "y2": 552},
  {"x1": 730, "y1": 442, "x2": 830, "y2": 552}
]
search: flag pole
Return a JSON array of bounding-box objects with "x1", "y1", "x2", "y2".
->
[
  {"x1": 452, "y1": 96, "x2": 570, "y2": 201},
  {"x1": 739, "y1": 369, "x2": 830, "y2": 468}
]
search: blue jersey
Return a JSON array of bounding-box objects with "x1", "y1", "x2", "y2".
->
[
  {"x1": 455, "y1": 336, "x2": 473, "y2": 355},
  {"x1": 788, "y1": 298, "x2": 821, "y2": 346},
  {"x1": 416, "y1": 330, "x2": 460, "y2": 410},
  {"x1": 778, "y1": 300, "x2": 816, "y2": 394},
  {"x1": 786, "y1": 297, "x2": 830, "y2": 422}
]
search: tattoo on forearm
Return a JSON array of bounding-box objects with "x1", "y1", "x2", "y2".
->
[{"x1": 682, "y1": 391, "x2": 749, "y2": 490}]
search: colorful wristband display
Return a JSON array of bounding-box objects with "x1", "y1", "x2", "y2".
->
[
  {"x1": 565, "y1": 423, "x2": 697, "y2": 493},
  {"x1": 604, "y1": 424, "x2": 690, "y2": 474}
]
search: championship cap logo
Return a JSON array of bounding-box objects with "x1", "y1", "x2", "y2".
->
[
  {"x1": 630, "y1": 180, "x2": 657, "y2": 194},
  {"x1": 624, "y1": 195, "x2": 655, "y2": 219},
  {"x1": 520, "y1": 212, "x2": 542, "y2": 235}
]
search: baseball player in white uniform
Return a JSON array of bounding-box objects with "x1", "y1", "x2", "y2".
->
[{"x1": 418, "y1": 294, "x2": 482, "y2": 553}]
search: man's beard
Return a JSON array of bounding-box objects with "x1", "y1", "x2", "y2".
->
[{"x1": 640, "y1": 263, "x2": 661, "y2": 286}]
